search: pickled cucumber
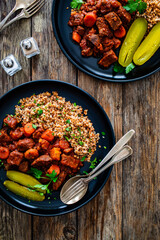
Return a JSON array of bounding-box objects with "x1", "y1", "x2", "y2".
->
[
  {"x1": 7, "y1": 171, "x2": 46, "y2": 194},
  {"x1": 133, "y1": 22, "x2": 160, "y2": 65},
  {"x1": 119, "y1": 18, "x2": 148, "y2": 67},
  {"x1": 4, "y1": 180, "x2": 45, "y2": 201}
]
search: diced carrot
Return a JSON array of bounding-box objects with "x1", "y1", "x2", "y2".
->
[
  {"x1": 47, "y1": 165, "x2": 60, "y2": 175},
  {"x1": 72, "y1": 31, "x2": 81, "y2": 43},
  {"x1": 50, "y1": 148, "x2": 61, "y2": 161},
  {"x1": 84, "y1": 12, "x2": 97, "y2": 27},
  {"x1": 24, "y1": 123, "x2": 36, "y2": 137},
  {"x1": 114, "y1": 25, "x2": 126, "y2": 38},
  {"x1": 0, "y1": 146, "x2": 9, "y2": 159},
  {"x1": 41, "y1": 129, "x2": 54, "y2": 142}
]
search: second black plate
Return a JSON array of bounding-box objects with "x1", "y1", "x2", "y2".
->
[{"x1": 51, "y1": 0, "x2": 160, "y2": 82}]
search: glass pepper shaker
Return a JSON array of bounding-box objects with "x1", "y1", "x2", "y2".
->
[
  {"x1": 20, "y1": 37, "x2": 40, "y2": 58},
  {"x1": 0, "y1": 54, "x2": 22, "y2": 76}
]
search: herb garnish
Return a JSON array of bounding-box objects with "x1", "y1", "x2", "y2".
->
[
  {"x1": 113, "y1": 62, "x2": 135, "y2": 74},
  {"x1": 123, "y1": 0, "x2": 147, "y2": 14},
  {"x1": 81, "y1": 156, "x2": 86, "y2": 162},
  {"x1": 28, "y1": 168, "x2": 58, "y2": 193},
  {"x1": 89, "y1": 157, "x2": 97, "y2": 169},
  {"x1": 37, "y1": 109, "x2": 43, "y2": 115},
  {"x1": 32, "y1": 124, "x2": 37, "y2": 129},
  {"x1": 125, "y1": 63, "x2": 135, "y2": 74},
  {"x1": 70, "y1": 0, "x2": 84, "y2": 10},
  {"x1": 101, "y1": 132, "x2": 106, "y2": 136},
  {"x1": 66, "y1": 119, "x2": 71, "y2": 124}
]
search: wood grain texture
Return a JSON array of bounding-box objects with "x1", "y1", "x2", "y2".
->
[
  {"x1": 77, "y1": 73, "x2": 123, "y2": 240},
  {"x1": 122, "y1": 74, "x2": 160, "y2": 240},
  {"x1": 0, "y1": 0, "x2": 160, "y2": 239},
  {"x1": 0, "y1": 0, "x2": 32, "y2": 240}
]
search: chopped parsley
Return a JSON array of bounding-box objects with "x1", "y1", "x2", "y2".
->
[
  {"x1": 64, "y1": 136, "x2": 70, "y2": 141},
  {"x1": 32, "y1": 124, "x2": 37, "y2": 129},
  {"x1": 70, "y1": 0, "x2": 84, "y2": 10},
  {"x1": 21, "y1": 105, "x2": 24, "y2": 108},
  {"x1": 125, "y1": 63, "x2": 135, "y2": 74},
  {"x1": 66, "y1": 127, "x2": 72, "y2": 132},
  {"x1": 81, "y1": 156, "x2": 86, "y2": 162},
  {"x1": 104, "y1": 146, "x2": 107, "y2": 149},
  {"x1": 37, "y1": 109, "x2": 43, "y2": 115},
  {"x1": 37, "y1": 103, "x2": 41, "y2": 107},
  {"x1": 34, "y1": 100, "x2": 36, "y2": 103},
  {"x1": 79, "y1": 141, "x2": 84, "y2": 146},
  {"x1": 83, "y1": 171, "x2": 88, "y2": 175},
  {"x1": 89, "y1": 157, "x2": 97, "y2": 169},
  {"x1": 89, "y1": 148, "x2": 91, "y2": 153},
  {"x1": 101, "y1": 132, "x2": 106, "y2": 136},
  {"x1": 73, "y1": 102, "x2": 77, "y2": 106},
  {"x1": 123, "y1": 0, "x2": 147, "y2": 14},
  {"x1": 66, "y1": 119, "x2": 71, "y2": 124}
]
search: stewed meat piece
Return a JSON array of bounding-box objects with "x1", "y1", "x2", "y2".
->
[
  {"x1": 32, "y1": 127, "x2": 44, "y2": 140},
  {"x1": 63, "y1": 148, "x2": 73, "y2": 154},
  {"x1": 10, "y1": 127, "x2": 24, "y2": 140},
  {"x1": 68, "y1": 12, "x2": 84, "y2": 26},
  {"x1": 9, "y1": 143, "x2": 17, "y2": 152},
  {"x1": 98, "y1": 49, "x2": 118, "y2": 67},
  {"x1": 80, "y1": 39, "x2": 93, "y2": 56},
  {"x1": 50, "y1": 148, "x2": 61, "y2": 161},
  {"x1": 0, "y1": 129, "x2": 11, "y2": 145},
  {"x1": 39, "y1": 138, "x2": 50, "y2": 150},
  {"x1": 112, "y1": 37, "x2": 121, "y2": 49},
  {"x1": 102, "y1": 37, "x2": 115, "y2": 51},
  {"x1": 7, "y1": 150, "x2": 23, "y2": 166},
  {"x1": 61, "y1": 154, "x2": 80, "y2": 169},
  {"x1": 116, "y1": 6, "x2": 131, "y2": 25},
  {"x1": 31, "y1": 155, "x2": 53, "y2": 167},
  {"x1": 52, "y1": 171, "x2": 68, "y2": 191},
  {"x1": 74, "y1": 26, "x2": 85, "y2": 36},
  {"x1": 96, "y1": 17, "x2": 113, "y2": 38},
  {"x1": 19, "y1": 161, "x2": 29, "y2": 173},
  {"x1": 3, "y1": 115, "x2": 18, "y2": 129},
  {"x1": 59, "y1": 139, "x2": 70, "y2": 150},
  {"x1": 17, "y1": 138, "x2": 35, "y2": 152},
  {"x1": 105, "y1": 12, "x2": 122, "y2": 30}
]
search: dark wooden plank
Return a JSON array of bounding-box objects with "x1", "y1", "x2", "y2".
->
[
  {"x1": 77, "y1": 72, "x2": 123, "y2": 240},
  {"x1": 0, "y1": 1, "x2": 32, "y2": 240},
  {"x1": 31, "y1": 1, "x2": 77, "y2": 239},
  {"x1": 122, "y1": 73, "x2": 160, "y2": 240}
]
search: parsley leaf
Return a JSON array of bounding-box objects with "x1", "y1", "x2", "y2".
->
[
  {"x1": 46, "y1": 170, "x2": 58, "y2": 183},
  {"x1": 125, "y1": 63, "x2": 135, "y2": 74},
  {"x1": 81, "y1": 156, "x2": 86, "y2": 162},
  {"x1": 101, "y1": 132, "x2": 106, "y2": 136},
  {"x1": 113, "y1": 62, "x2": 125, "y2": 73},
  {"x1": 37, "y1": 109, "x2": 43, "y2": 115},
  {"x1": 34, "y1": 184, "x2": 51, "y2": 194},
  {"x1": 137, "y1": 0, "x2": 147, "y2": 14},
  {"x1": 70, "y1": 0, "x2": 84, "y2": 10},
  {"x1": 89, "y1": 157, "x2": 97, "y2": 169},
  {"x1": 123, "y1": 0, "x2": 147, "y2": 14},
  {"x1": 27, "y1": 167, "x2": 42, "y2": 179},
  {"x1": 32, "y1": 124, "x2": 37, "y2": 129}
]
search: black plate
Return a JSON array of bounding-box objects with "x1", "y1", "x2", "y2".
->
[
  {"x1": 51, "y1": 0, "x2": 160, "y2": 82},
  {"x1": 0, "y1": 80, "x2": 115, "y2": 216}
]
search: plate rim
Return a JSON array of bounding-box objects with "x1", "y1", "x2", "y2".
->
[
  {"x1": 51, "y1": 0, "x2": 160, "y2": 83},
  {"x1": 0, "y1": 79, "x2": 115, "y2": 216}
]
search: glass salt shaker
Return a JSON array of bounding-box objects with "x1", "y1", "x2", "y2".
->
[
  {"x1": 20, "y1": 37, "x2": 40, "y2": 58},
  {"x1": 0, "y1": 54, "x2": 22, "y2": 76}
]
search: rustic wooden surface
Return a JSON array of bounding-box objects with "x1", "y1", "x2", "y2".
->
[{"x1": 0, "y1": 0, "x2": 159, "y2": 239}]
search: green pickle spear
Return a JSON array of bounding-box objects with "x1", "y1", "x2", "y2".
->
[
  {"x1": 6, "y1": 170, "x2": 46, "y2": 194},
  {"x1": 119, "y1": 18, "x2": 148, "y2": 67},
  {"x1": 133, "y1": 22, "x2": 160, "y2": 65},
  {"x1": 4, "y1": 180, "x2": 45, "y2": 201}
]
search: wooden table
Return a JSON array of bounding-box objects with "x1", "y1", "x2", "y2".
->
[{"x1": 0, "y1": 1, "x2": 159, "y2": 239}]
